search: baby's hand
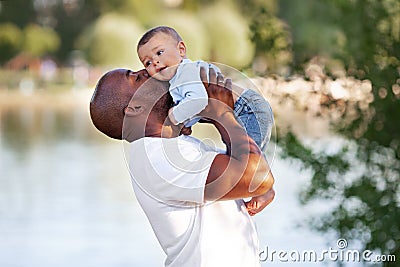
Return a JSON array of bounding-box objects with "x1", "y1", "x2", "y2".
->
[
  {"x1": 180, "y1": 126, "x2": 192, "y2": 136},
  {"x1": 245, "y1": 188, "x2": 275, "y2": 216}
]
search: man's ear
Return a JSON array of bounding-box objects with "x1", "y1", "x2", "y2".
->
[
  {"x1": 178, "y1": 41, "x2": 186, "y2": 57},
  {"x1": 124, "y1": 105, "x2": 144, "y2": 117}
]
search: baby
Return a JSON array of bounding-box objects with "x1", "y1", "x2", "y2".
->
[{"x1": 137, "y1": 26, "x2": 275, "y2": 215}]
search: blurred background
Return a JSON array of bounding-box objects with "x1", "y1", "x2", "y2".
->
[{"x1": 0, "y1": 0, "x2": 399, "y2": 266}]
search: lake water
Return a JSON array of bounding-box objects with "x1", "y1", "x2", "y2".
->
[{"x1": 0, "y1": 90, "x2": 363, "y2": 266}]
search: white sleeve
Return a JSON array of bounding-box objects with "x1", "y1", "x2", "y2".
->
[
  {"x1": 170, "y1": 62, "x2": 209, "y2": 124},
  {"x1": 128, "y1": 137, "x2": 218, "y2": 205}
]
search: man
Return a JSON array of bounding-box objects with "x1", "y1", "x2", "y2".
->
[{"x1": 90, "y1": 67, "x2": 274, "y2": 267}]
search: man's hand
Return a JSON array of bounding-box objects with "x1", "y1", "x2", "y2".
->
[
  {"x1": 180, "y1": 126, "x2": 192, "y2": 136},
  {"x1": 201, "y1": 66, "x2": 274, "y2": 201},
  {"x1": 199, "y1": 67, "x2": 234, "y2": 122}
]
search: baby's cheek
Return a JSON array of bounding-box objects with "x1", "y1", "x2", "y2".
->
[{"x1": 147, "y1": 68, "x2": 156, "y2": 77}]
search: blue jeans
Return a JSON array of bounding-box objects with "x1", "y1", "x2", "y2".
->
[{"x1": 234, "y1": 89, "x2": 274, "y2": 152}]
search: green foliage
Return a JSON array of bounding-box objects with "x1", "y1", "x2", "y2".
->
[
  {"x1": 0, "y1": 23, "x2": 22, "y2": 63},
  {"x1": 330, "y1": 0, "x2": 400, "y2": 145},
  {"x1": 279, "y1": 132, "x2": 350, "y2": 203},
  {"x1": 279, "y1": 0, "x2": 347, "y2": 68},
  {"x1": 235, "y1": 0, "x2": 278, "y2": 15},
  {"x1": 0, "y1": 0, "x2": 35, "y2": 28},
  {"x1": 280, "y1": 133, "x2": 400, "y2": 266},
  {"x1": 249, "y1": 7, "x2": 292, "y2": 75},
  {"x1": 234, "y1": 0, "x2": 292, "y2": 75},
  {"x1": 22, "y1": 24, "x2": 60, "y2": 57},
  {"x1": 149, "y1": 10, "x2": 211, "y2": 61},
  {"x1": 115, "y1": 0, "x2": 164, "y2": 25},
  {"x1": 199, "y1": 2, "x2": 255, "y2": 68},
  {"x1": 181, "y1": 0, "x2": 217, "y2": 11},
  {"x1": 76, "y1": 13, "x2": 144, "y2": 68},
  {"x1": 277, "y1": 1, "x2": 400, "y2": 264},
  {"x1": 53, "y1": 0, "x2": 103, "y2": 61}
]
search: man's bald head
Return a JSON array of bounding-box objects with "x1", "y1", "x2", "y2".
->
[{"x1": 90, "y1": 69, "x2": 171, "y2": 140}]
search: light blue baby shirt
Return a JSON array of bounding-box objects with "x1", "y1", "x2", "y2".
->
[{"x1": 169, "y1": 58, "x2": 221, "y2": 126}]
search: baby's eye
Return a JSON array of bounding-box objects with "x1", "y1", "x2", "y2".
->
[
  {"x1": 157, "y1": 50, "x2": 164, "y2": 56},
  {"x1": 145, "y1": 60, "x2": 152, "y2": 67}
]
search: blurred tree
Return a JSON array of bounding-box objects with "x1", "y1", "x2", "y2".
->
[
  {"x1": 0, "y1": 0, "x2": 290, "y2": 69},
  {"x1": 199, "y1": 1, "x2": 254, "y2": 68},
  {"x1": 236, "y1": 0, "x2": 278, "y2": 15},
  {"x1": 0, "y1": 23, "x2": 23, "y2": 63},
  {"x1": 279, "y1": 0, "x2": 347, "y2": 71},
  {"x1": 53, "y1": 0, "x2": 104, "y2": 61},
  {"x1": 76, "y1": 13, "x2": 144, "y2": 68},
  {"x1": 113, "y1": 0, "x2": 164, "y2": 26},
  {"x1": 278, "y1": 0, "x2": 400, "y2": 265},
  {"x1": 235, "y1": 0, "x2": 292, "y2": 76},
  {"x1": 331, "y1": 0, "x2": 400, "y2": 145},
  {"x1": 249, "y1": 7, "x2": 292, "y2": 76},
  {"x1": 22, "y1": 24, "x2": 60, "y2": 58},
  {"x1": 0, "y1": 0, "x2": 35, "y2": 27},
  {"x1": 0, "y1": 0, "x2": 103, "y2": 62},
  {"x1": 181, "y1": 0, "x2": 216, "y2": 11},
  {"x1": 149, "y1": 10, "x2": 210, "y2": 61}
]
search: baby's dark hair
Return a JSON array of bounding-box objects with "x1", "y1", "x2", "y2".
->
[{"x1": 137, "y1": 26, "x2": 183, "y2": 51}]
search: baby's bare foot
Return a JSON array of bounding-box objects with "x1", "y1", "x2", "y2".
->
[{"x1": 245, "y1": 189, "x2": 275, "y2": 216}]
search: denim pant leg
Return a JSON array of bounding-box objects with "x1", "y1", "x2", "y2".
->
[{"x1": 234, "y1": 89, "x2": 274, "y2": 152}]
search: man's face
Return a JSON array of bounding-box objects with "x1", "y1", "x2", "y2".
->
[
  {"x1": 120, "y1": 69, "x2": 170, "y2": 101},
  {"x1": 123, "y1": 68, "x2": 150, "y2": 93},
  {"x1": 137, "y1": 32, "x2": 185, "y2": 81},
  {"x1": 105, "y1": 68, "x2": 152, "y2": 99},
  {"x1": 105, "y1": 68, "x2": 172, "y2": 140},
  {"x1": 111, "y1": 68, "x2": 171, "y2": 115}
]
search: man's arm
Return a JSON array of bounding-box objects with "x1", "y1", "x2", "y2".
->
[{"x1": 199, "y1": 68, "x2": 274, "y2": 201}]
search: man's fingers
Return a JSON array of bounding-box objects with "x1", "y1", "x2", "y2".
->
[
  {"x1": 217, "y1": 72, "x2": 224, "y2": 86},
  {"x1": 200, "y1": 67, "x2": 208, "y2": 85},
  {"x1": 224, "y1": 78, "x2": 232, "y2": 91},
  {"x1": 208, "y1": 68, "x2": 217, "y2": 84}
]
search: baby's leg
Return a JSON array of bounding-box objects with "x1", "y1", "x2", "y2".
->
[
  {"x1": 235, "y1": 90, "x2": 275, "y2": 216},
  {"x1": 233, "y1": 89, "x2": 274, "y2": 152}
]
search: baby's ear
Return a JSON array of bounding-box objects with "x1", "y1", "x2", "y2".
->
[
  {"x1": 178, "y1": 41, "x2": 186, "y2": 57},
  {"x1": 124, "y1": 105, "x2": 144, "y2": 116}
]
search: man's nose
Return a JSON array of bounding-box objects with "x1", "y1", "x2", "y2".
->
[{"x1": 138, "y1": 69, "x2": 149, "y2": 78}]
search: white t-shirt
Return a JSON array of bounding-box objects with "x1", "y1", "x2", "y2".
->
[{"x1": 127, "y1": 135, "x2": 260, "y2": 267}]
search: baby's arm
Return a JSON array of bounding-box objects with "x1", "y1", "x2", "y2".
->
[
  {"x1": 169, "y1": 85, "x2": 208, "y2": 124},
  {"x1": 169, "y1": 62, "x2": 209, "y2": 125}
]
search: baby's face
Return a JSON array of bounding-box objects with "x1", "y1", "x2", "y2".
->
[{"x1": 138, "y1": 32, "x2": 186, "y2": 81}]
